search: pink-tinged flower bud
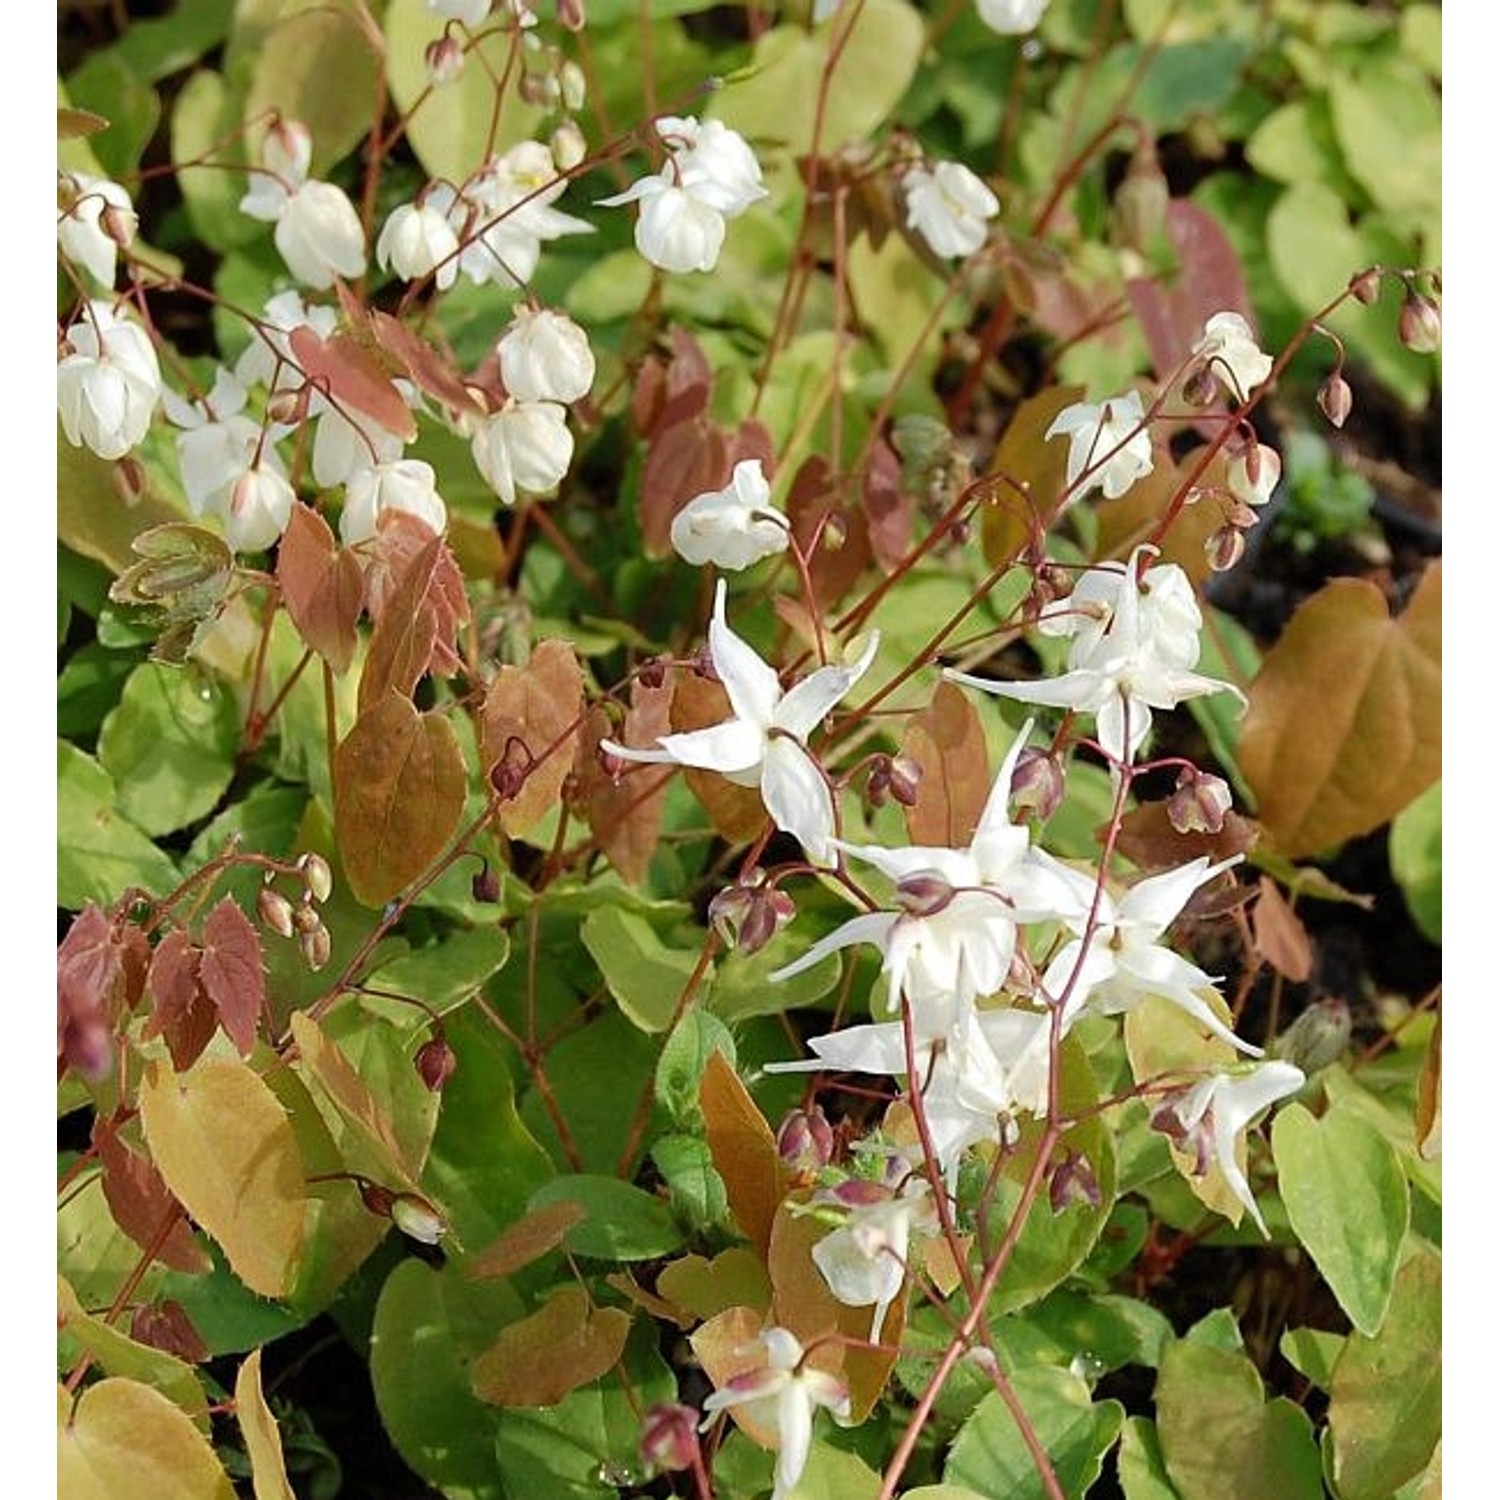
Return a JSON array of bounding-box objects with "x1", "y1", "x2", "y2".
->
[
  {"x1": 738, "y1": 886, "x2": 796, "y2": 955},
  {"x1": 257, "y1": 886, "x2": 296, "y2": 939},
  {"x1": 1318, "y1": 372, "x2": 1353, "y2": 429},
  {"x1": 390, "y1": 1191, "x2": 448, "y2": 1245},
  {"x1": 299, "y1": 923, "x2": 332, "y2": 972},
  {"x1": 1226, "y1": 443, "x2": 1280, "y2": 507},
  {"x1": 597, "y1": 744, "x2": 627, "y2": 782},
  {"x1": 827, "y1": 1177, "x2": 891, "y2": 1210},
  {"x1": 1167, "y1": 768, "x2": 1233, "y2": 834},
  {"x1": 556, "y1": 0, "x2": 587, "y2": 32},
  {"x1": 777, "y1": 1106, "x2": 835, "y2": 1175},
  {"x1": 471, "y1": 863, "x2": 501, "y2": 903},
  {"x1": 551, "y1": 119, "x2": 587, "y2": 171},
  {"x1": 416, "y1": 1034, "x2": 458, "y2": 1092},
  {"x1": 1181, "y1": 366, "x2": 1219, "y2": 408},
  {"x1": 640, "y1": 1402, "x2": 700, "y2": 1474},
  {"x1": 1398, "y1": 293, "x2": 1441, "y2": 353},
  {"x1": 1006, "y1": 946, "x2": 1039, "y2": 999},
  {"x1": 1270, "y1": 996, "x2": 1351, "y2": 1075},
  {"x1": 265, "y1": 383, "x2": 309, "y2": 426},
  {"x1": 358, "y1": 1179, "x2": 396, "y2": 1217},
  {"x1": 425, "y1": 34, "x2": 466, "y2": 85},
  {"x1": 518, "y1": 71, "x2": 557, "y2": 108},
  {"x1": 298, "y1": 852, "x2": 334, "y2": 903},
  {"x1": 887, "y1": 755, "x2": 922, "y2": 808},
  {"x1": 112, "y1": 455, "x2": 148, "y2": 506},
  {"x1": 692, "y1": 643, "x2": 720, "y2": 683},
  {"x1": 559, "y1": 59, "x2": 587, "y2": 109},
  {"x1": 1348, "y1": 268, "x2": 1381, "y2": 306},
  {"x1": 637, "y1": 655, "x2": 667, "y2": 689},
  {"x1": 489, "y1": 738, "x2": 534, "y2": 800},
  {"x1": 896, "y1": 873, "x2": 955, "y2": 918},
  {"x1": 1205, "y1": 525, "x2": 1247, "y2": 573},
  {"x1": 1009, "y1": 746, "x2": 1065, "y2": 820},
  {"x1": 1049, "y1": 1149, "x2": 1101, "y2": 1213}
]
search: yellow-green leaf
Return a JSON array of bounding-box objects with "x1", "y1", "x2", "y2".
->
[
  {"x1": 138, "y1": 1055, "x2": 306, "y2": 1299},
  {"x1": 234, "y1": 1351, "x2": 296, "y2": 1500}
]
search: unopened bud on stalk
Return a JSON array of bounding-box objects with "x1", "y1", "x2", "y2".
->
[
  {"x1": 101, "y1": 201, "x2": 135, "y2": 249},
  {"x1": 1049, "y1": 1149, "x2": 1102, "y2": 1212},
  {"x1": 1181, "y1": 366, "x2": 1219, "y2": 408},
  {"x1": 291, "y1": 899, "x2": 321, "y2": 935},
  {"x1": 1205, "y1": 524, "x2": 1246, "y2": 573},
  {"x1": 1111, "y1": 146, "x2": 1168, "y2": 255},
  {"x1": 425, "y1": 34, "x2": 465, "y2": 85},
  {"x1": 298, "y1": 852, "x2": 333, "y2": 903},
  {"x1": 820, "y1": 510, "x2": 849, "y2": 552},
  {"x1": 471, "y1": 863, "x2": 501, "y2": 903},
  {"x1": 299, "y1": 922, "x2": 332, "y2": 971},
  {"x1": 550, "y1": 118, "x2": 587, "y2": 171},
  {"x1": 415, "y1": 1033, "x2": 459, "y2": 1092},
  {"x1": 266, "y1": 384, "x2": 308, "y2": 426},
  {"x1": 1010, "y1": 746, "x2": 1065, "y2": 820},
  {"x1": 777, "y1": 1106, "x2": 835, "y2": 1175},
  {"x1": 519, "y1": 71, "x2": 560, "y2": 109},
  {"x1": 887, "y1": 754, "x2": 922, "y2": 808},
  {"x1": 390, "y1": 1191, "x2": 448, "y2": 1245},
  {"x1": 692, "y1": 644, "x2": 720, "y2": 683},
  {"x1": 640, "y1": 1403, "x2": 700, "y2": 1474},
  {"x1": 637, "y1": 655, "x2": 667, "y2": 689},
  {"x1": 559, "y1": 58, "x2": 587, "y2": 108},
  {"x1": 557, "y1": 0, "x2": 587, "y2": 31},
  {"x1": 257, "y1": 886, "x2": 296, "y2": 939},
  {"x1": 1348, "y1": 268, "x2": 1381, "y2": 306},
  {"x1": 1167, "y1": 767, "x2": 1233, "y2": 834},
  {"x1": 1398, "y1": 292, "x2": 1441, "y2": 353},
  {"x1": 1318, "y1": 372, "x2": 1353, "y2": 429},
  {"x1": 1269, "y1": 996, "x2": 1351, "y2": 1075},
  {"x1": 112, "y1": 456, "x2": 147, "y2": 506}
]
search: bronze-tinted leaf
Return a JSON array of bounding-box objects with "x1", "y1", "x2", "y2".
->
[
  {"x1": 1415, "y1": 1014, "x2": 1440, "y2": 1162},
  {"x1": 145, "y1": 930, "x2": 216, "y2": 1074},
  {"x1": 288, "y1": 325, "x2": 417, "y2": 443},
  {"x1": 1240, "y1": 565, "x2": 1441, "y2": 858},
  {"x1": 640, "y1": 416, "x2": 727, "y2": 558},
  {"x1": 467, "y1": 1200, "x2": 587, "y2": 1280},
  {"x1": 1251, "y1": 877, "x2": 1313, "y2": 983},
  {"x1": 578, "y1": 682, "x2": 673, "y2": 883},
  {"x1": 1092, "y1": 448, "x2": 1215, "y2": 579},
  {"x1": 980, "y1": 385, "x2": 1085, "y2": 567},
  {"x1": 700, "y1": 1051, "x2": 787, "y2": 1259},
  {"x1": 92, "y1": 1118, "x2": 210, "y2": 1275},
  {"x1": 862, "y1": 437, "x2": 912, "y2": 573},
  {"x1": 138, "y1": 1056, "x2": 306, "y2": 1299},
  {"x1": 632, "y1": 326, "x2": 713, "y2": 440},
  {"x1": 334, "y1": 694, "x2": 467, "y2": 907},
  {"x1": 277, "y1": 504, "x2": 364, "y2": 673},
  {"x1": 58, "y1": 904, "x2": 149, "y2": 1079},
  {"x1": 362, "y1": 513, "x2": 469, "y2": 688},
  {"x1": 234, "y1": 1350, "x2": 297, "y2": 1500},
  {"x1": 199, "y1": 898, "x2": 266, "y2": 1057},
  {"x1": 360, "y1": 533, "x2": 441, "y2": 711},
  {"x1": 471, "y1": 1286, "x2": 630, "y2": 1407},
  {"x1": 787, "y1": 455, "x2": 872, "y2": 610},
  {"x1": 482, "y1": 638, "x2": 584, "y2": 838},
  {"x1": 900, "y1": 680, "x2": 990, "y2": 848},
  {"x1": 129, "y1": 1302, "x2": 210, "y2": 1366},
  {"x1": 59, "y1": 106, "x2": 110, "y2": 139},
  {"x1": 370, "y1": 310, "x2": 483, "y2": 420}
]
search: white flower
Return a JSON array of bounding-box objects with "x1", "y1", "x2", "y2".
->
[
  {"x1": 601, "y1": 580, "x2": 879, "y2": 862},
  {"x1": 239, "y1": 120, "x2": 312, "y2": 221},
  {"x1": 376, "y1": 202, "x2": 461, "y2": 290},
  {"x1": 1039, "y1": 854, "x2": 1259, "y2": 1053},
  {"x1": 497, "y1": 306, "x2": 595, "y2": 404},
  {"x1": 341, "y1": 459, "x2": 448, "y2": 543},
  {"x1": 1192, "y1": 312, "x2": 1273, "y2": 402},
  {"x1": 312, "y1": 403, "x2": 407, "y2": 490},
  {"x1": 701, "y1": 1328, "x2": 850, "y2": 1500},
  {"x1": 947, "y1": 545, "x2": 1241, "y2": 766},
  {"x1": 1047, "y1": 391, "x2": 1154, "y2": 504},
  {"x1": 1154, "y1": 1061, "x2": 1305, "y2": 1234},
  {"x1": 57, "y1": 171, "x2": 136, "y2": 286},
  {"x1": 903, "y1": 161, "x2": 999, "y2": 259},
  {"x1": 469, "y1": 399, "x2": 574, "y2": 506},
  {"x1": 770, "y1": 721, "x2": 1079, "y2": 1016},
  {"x1": 1226, "y1": 443, "x2": 1281, "y2": 508},
  {"x1": 223, "y1": 463, "x2": 296, "y2": 552},
  {"x1": 427, "y1": 0, "x2": 491, "y2": 23},
  {"x1": 661, "y1": 117, "x2": 768, "y2": 217},
  {"x1": 976, "y1": 0, "x2": 1050, "y2": 33},
  {"x1": 809, "y1": 1179, "x2": 935, "y2": 1342},
  {"x1": 57, "y1": 301, "x2": 161, "y2": 460},
  {"x1": 235, "y1": 290, "x2": 339, "y2": 392},
  {"x1": 670, "y1": 459, "x2": 790, "y2": 571}
]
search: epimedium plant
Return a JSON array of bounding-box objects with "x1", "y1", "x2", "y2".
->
[{"x1": 56, "y1": 3, "x2": 1441, "y2": 1500}]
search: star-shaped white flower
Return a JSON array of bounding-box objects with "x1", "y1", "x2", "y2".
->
[
  {"x1": 1047, "y1": 391, "x2": 1154, "y2": 505},
  {"x1": 602, "y1": 581, "x2": 877, "y2": 862}
]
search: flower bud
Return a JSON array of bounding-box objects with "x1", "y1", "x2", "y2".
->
[
  {"x1": 390, "y1": 1191, "x2": 448, "y2": 1245},
  {"x1": 640, "y1": 1402, "x2": 700, "y2": 1474},
  {"x1": 1167, "y1": 767, "x2": 1233, "y2": 834},
  {"x1": 518, "y1": 71, "x2": 558, "y2": 108},
  {"x1": 1181, "y1": 365, "x2": 1219, "y2": 408},
  {"x1": 1348, "y1": 268, "x2": 1381, "y2": 306},
  {"x1": 887, "y1": 755, "x2": 922, "y2": 808},
  {"x1": 497, "y1": 307, "x2": 596, "y2": 405},
  {"x1": 1318, "y1": 372, "x2": 1353, "y2": 429},
  {"x1": 559, "y1": 58, "x2": 587, "y2": 108},
  {"x1": 737, "y1": 885, "x2": 796, "y2": 955},
  {"x1": 298, "y1": 852, "x2": 334, "y2": 903},
  {"x1": 820, "y1": 510, "x2": 849, "y2": 552},
  {"x1": 637, "y1": 655, "x2": 667, "y2": 689},
  {"x1": 1111, "y1": 151, "x2": 1168, "y2": 256},
  {"x1": 101, "y1": 201, "x2": 135, "y2": 249},
  {"x1": 1049, "y1": 1149, "x2": 1101, "y2": 1213},
  {"x1": 1226, "y1": 443, "x2": 1281, "y2": 508},
  {"x1": 1205, "y1": 524, "x2": 1246, "y2": 573},
  {"x1": 895, "y1": 873, "x2": 956, "y2": 918},
  {"x1": 550, "y1": 118, "x2": 587, "y2": 171},
  {"x1": 471, "y1": 863, "x2": 502, "y2": 903},
  {"x1": 489, "y1": 738, "x2": 534, "y2": 801},
  {"x1": 777, "y1": 1106, "x2": 836, "y2": 1176},
  {"x1": 357, "y1": 1179, "x2": 396, "y2": 1217},
  {"x1": 299, "y1": 922, "x2": 332, "y2": 972},
  {"x1": 1269, "y1": 996, "x2": 1351, "y2": 1075},
  {"x1": 415, "y1": 1034, "x2": 459, "y2": 1092},
  {"x1": 291, "y1": 898, "x2": 322, "y2": 935},
  {"x1": 257, "y1": 886, "x2": 296, "y2": 939},
  {"x1": 1398, "y1": 292, "x2": 1441, "y2": 354},
  {"x1": 266, "y1": 383, "x2": 309, "y2": 426},
  {"x1": 425, "y1": 34, "x2": 466, "y2": 85},
  {"x1": 556, "y1": 0, "x2": 587, "y2": 33},
  {"x1": 1009, "y1": 746, "x2": 1065, "y2": 821}
]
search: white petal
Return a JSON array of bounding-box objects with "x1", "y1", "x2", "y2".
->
[
  {"x1": 709, "y1": 579, "x2": 782, "y2": 728},
  {"x1": 760, "y1": 737, "x2": 835, "y2": 861},
  {"x1": 773, "y1": 631, "x2": 879, "y2": 741}
]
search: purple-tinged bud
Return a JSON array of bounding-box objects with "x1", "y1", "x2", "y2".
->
[
  {"x1": 637, "y1": 655, "x2": 667, "y2": 689},
  {"x1": 416, "y1": 1034, "x2": 458, "y2": 1093},
  {"x1": 112, "y1": 456, "x2": 147, "y2": 506},
  {"x1": 820, "y1": 510, "x2": 849, "y2": 552},
  {"x1": 597, "y1": 744, "x2": 627, "y2": 783},
  {"x1": 390, "y1": 1191, "x2": 448, "y2": 1245},
  {"x1": 1205, "y1": 524, "x2": 1247, "y2": 573},
  {"x1": 1270, "y1": 996, "x2": 1351, "y2": 1075},
  {"x1": 266, "y1": 384, "x2": 309, "y2": 426},
  {"x1": 946, "y1": 516, "x2": 971, "y2": 547},
  {"x1": 101, "y1": 201, "x2": 135, "y2": 249},
  {"x1": 777, "y1": 1106, "x2": 835, "y2": 1175},
  {"x1": 551, "y1": 119, "x2": 587, "y2": 171},
  {"x1": 1398, "y1": 293, "x2": 1441, "y2": 354},
  {"x1": 557, "y1": 0, "x2": 587, "y2": 31},
  {"x1": 895, "y1": 873, "x2": 955, "y2": 918},
  {"x1": 827, "y1": 1178, "x2": 891, "y2": 1210},
  {"x1": 357, "y1": 1179, "x2": 395, "y2": 1217},
  {"x1": 737, "y1": 886, "x2": 796, "y2": 955},
  {"x1": 887, "y1": 755, "x2": 922, "y2": 808},
  {"x1": 640, "y1": 1403, "x2": 700, "y2": 1474},
  {"x1": 1181, "y1": 366, "x2": 1219, "y2": 408},
  {"x1": 692, "y1": 644, "x2": 720, "y2": 683},
  {"x1": 290, "y1": 899, "x2": 322, "y2": 935},
  {"x1": 1010, "y1": 746, "x2": 1065, "y2": 821},
  {"x1": 489, "y1": 738, "x2": 534, "y2": 801},
  {"x1": 425, "y1": 34, "x2": 465, "y2": 85},
  {"x1": 1318, "y1": 372, "x2": 1353, "y2": 429},
  {"x1": 1348, "y1": 268, "x2": 1381, "y2": 306},
  {"x1": 866, "y1": 757, "x2": 892, "y2": 807},
  {"x1": 471, "y1": 863, "x2": 501, "y2": 903},
  {"x1": 257, "y1": 886, "x2": 296, "y2": 939},
  {"x1": 1049, "y1": 1150, "x2": 1101, "y2": 1213},
  {"x1": 298, "y1": 852, "x2": 333, "y2": 903},
  {"x1": 1167, "y1": 768, "x2": 1232, "y2": 834},
  {"x1": 299, "y1": 923, "x2": 332, "y2": 972}
]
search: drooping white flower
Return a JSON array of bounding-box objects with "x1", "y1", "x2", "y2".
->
[
  {"x1": 601, "y1": 580, "x2": 878, "y2": 862},
  {"x1": 1226, "y1": 443, "x2": 1281, "y2": 508},
  {"x1": 57, "y1": 170, "x2": 136, "y2": 287},
  {"x1": 662, "y1": 117, "x2": 768, "y2": 217},
  {"x1": 311, "y1": 402, "x2": 407, "y2": 490},
  {"x1": 1039, "y1": 854, "x2": 1259, "y2": 1053},
  {"x1": 1192, "y1": 311, "x2": 1273, "y2": 403},
  {"x1": 976, "y1": 0, "x2": 1051, "y2": 33},
  {"x1": 469, "y1": 399, "x2": 574, "y2": 506},
  {"x1": 57, "y1": 300, "x2": 162, "y2": 460},
  {"x1": 903, "y1": 161, "x2": 999, "y2": 259},
  {"x1": 341, "y1": 459, "x2": 448, "y2": 543},
  {"x1": 496, "y1": 306, "x2": 595, "y2": 404},
  {"x1": 1048, "y1": 391, "x2": 1154, "y2": 504},
  {"x1": 700, "y1": 1328, "x2": 850, "y2": 1500},
  {"x1": 235, "y1": 290, "x2": 339, "y2": 393},
  {"x1": 946, "y1": 545, "x2": 1242, "y2": 766},
  {"x1": 1153, "y1": 1060, "x2": 1305, "y2": 1234},
  {"x1": 222, "y1": 463, "x2": 297, "y2": 552},
  {"x1": 670, "y1": 459, "x2": 790, "y2": 571},
  {"x1": 377, "y1": 201, "x2": 461, "y2": 290}
]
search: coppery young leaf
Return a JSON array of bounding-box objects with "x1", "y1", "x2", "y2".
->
[
  {"x1": 471, "y1": 1286, "x2": 631, "y2": 1407},
  {"x1": 787, "y1": 455, "x2": 872, "y2": 610},
  {"x1": 482, "y1": 638, "x2": 585, "y2": 838},
  {"x1": 276, "y1": 504, "x2": 364, "y2": 673},
  {"x1": 359, "y1": 532, "x2": 441, "y2": 712},
  {"x1": 144, "y1": 931, "x2": 217, "y2": 1074},
  {"x1": 862, "y1": 437, "x2": 912, "y2": 573},
  {"x1": 1115, "y1": 800, "x2": 1260, "y2": 872},
  {"x1": 467, "y1": 1200, "x2": 588, "y2": 1280},
  {"x1": 577, "y1": 680, "x2": 673, "y2": 883},
  {"x1": 362, "y1": 512, "x2": 469, "y2": 689},
  {"x1": 199, "y1": 899, "x2": 267, "y2": 1057},
  {"x1": 57, "y1": 904, "x2": 149, "y2": 1081},
  {"x1": 370, "y1": 309, "x2": 484, "y2": 420},
  {"x1": 1240, "y1": 564, "x2": 1441, "y2": 858},
  {"x1": 691, "y1": 1306, "x2": 777, "y2": 1445},
  {"x1": 632, "y1": 326, "x2": 713, "y2": 441},
  {"x1": 287, "y1": 325, "x2": 417, "y2": 443},
  {"x1": 1252, "y1": 877, "x2": 1314, "y2": 983},
  {"x1": 980, "y1": 385, "x2": 1085, "y2": 567},
  {"x1": 92, "y1": 1118, "x2": 212, "y2": 1275},
  {"x1": 334, "y1": 695, "x2": 468, "y2": 908},
  {"x1": 640, "y1": 416, "x2": 728, "y2": 558},
  {"x1": 900, "y1": 680, "x2": 990, "y2": 848},
  {"x1": 700, "y1": 1052, "x2": 787, "y2": 1259},
  {"x1": 129, "y1": 1302, "x2": 211, "y2": 1365}
]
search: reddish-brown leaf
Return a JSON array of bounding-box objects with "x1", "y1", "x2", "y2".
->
[
  {"x1": 578, "y1": 681, "x2": 673, "y2": 883},
  {"x1": 145, "y1": 931, "x2": 216, "y2": 1073},
  {"x1": 1415, "y1": 1014, "x2": 1440, "y2": 1161},
  {"x1": 980, "y1": 384, "x2": 1086, "y2": 567},
  {"x1": 1251, "y1": 876, "x2": 1314, "y2": 982},
  {"x1": 640, "y1": 415, "x2": 728, "y2": 558},
  {"x1": 467, "y1": 1201, "x2": 588, "y2": 1280},
  {"x1": 691, "y1": 1306, "x2": 778, "y2": 1446},
  {"x1": 360, "y1": 533, "x2": 441, "y2": 711},
  {"x1": 632, "y1": 326, "x2": 713, "y2": 440},
  {"x1": 700, "y1": 1052, "x2": 787, "y2": 1259},
  {"x1": 369, "y1": 310, "x2": 483, "y2": 420},
  {"x1": 472, "y1": 1287, "x2": 631, "y2": 1407},
  {"x1": 57, "y1": 905, "x2": 149, "y2": 1078},
  {"x1": 1115, "y1": 801, "x2": 1260, "y2": 871},
  {"x1": 1091, "y1": 446, "x2": 1216, "y2": 578},
  {"x1": 199, "y1": 899, "x2": 266, "y2": 1057},
  {"x1": 363, "y1": 513, "x2": 468, "y2": 686},
  {"x1": 1239, "y1": 564, "x2": 1441, "y2": 858},
  {"x1": 862, "y1": 438, "x2": 912, "y2": 573},
  {"x1": 130, "y1": 1301, "x2": 211, "y2": 1364},
  {"x1": 334, "y1": 695, "x2": 468, "y2": 907},
  {"x1": 900, "y1": 680, "x2": 990, "y2": 848},
  {"x1": 276, "y1": 504, "x2": 364, "y2": 673},
  {"x1": 787, "y1": 455, "x2": 871, "y2": 610},
  {"x1": 288, "y1": 325, "x2": 417, "y2": 443},
  {"x1": 92, "y1": 1119, "x2": 211, "y2": 1275},
  {"x1": 482, "y1": 639, "x2": 585, "y2": 839}
]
